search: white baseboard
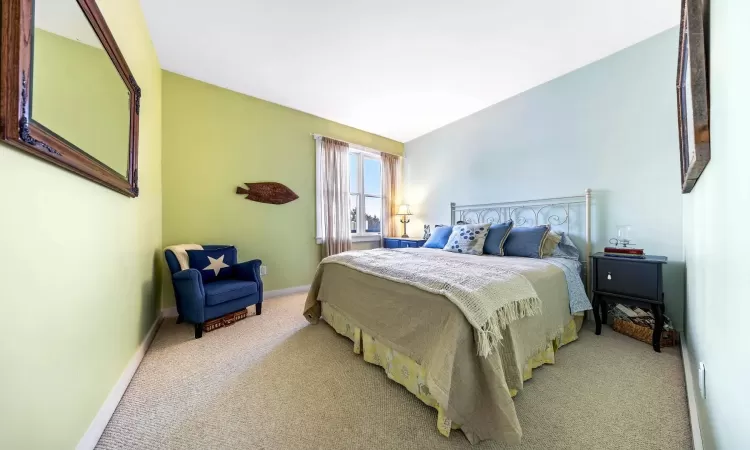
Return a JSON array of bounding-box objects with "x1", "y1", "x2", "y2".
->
[
  {"x1": 160, "y1": 285, "x2": 310, "y2": 318},
  {"x1": 76, "y1": 314, "x2": 163, "y2": 450},
  {"x1": 263, "y1": 284, "x2": 311, "y2": 299},
  {"x1": 681, "y1": 334, "x2": 704, "y2": 450},
  {"x1": 162, "y1": 306, "x2": 178, "y2": 318}
]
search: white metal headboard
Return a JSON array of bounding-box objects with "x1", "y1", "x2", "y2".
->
[{"x1": 450, "y1": 189, "x2": 592, "y2": 297}]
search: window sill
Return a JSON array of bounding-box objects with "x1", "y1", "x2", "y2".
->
[
  {"x1": 316, "y1": 235, "x2": 381, "y2": 244},
  {"x1": 352, "y1": 235, "x2": 381, "y2": 243}
]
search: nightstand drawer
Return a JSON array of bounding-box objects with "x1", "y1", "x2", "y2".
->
[
  {"x1": 383, "y1": 238, "x2": 426, "y2": 249},
  {"x1": 383, "y1": 238, "x2": 400, "y2": 249},
  {"x1": 596, "y1": 258, "x2": 658, "y2": 300}
]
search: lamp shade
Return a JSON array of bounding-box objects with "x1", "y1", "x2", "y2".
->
[{"x1": 396, "y1": 204, "x2": 412, "y2": 216}]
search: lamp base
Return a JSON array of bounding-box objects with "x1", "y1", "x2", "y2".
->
[{"x1": 400, "y1": 216, "x2": 410, "y2": 239}]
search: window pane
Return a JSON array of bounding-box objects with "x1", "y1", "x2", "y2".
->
[
  {"x1": 349, "y1": 153, "x2": 359, "y2": 193},
  {"x1": 365, "y1": 197, "x2": 382, "y2": 233},
  {"x1": 350, "y1": 194, "x2": 359, "y2": 233},
  {"x1": 363, "y1": 157, "x2": 381, "y2": 196}
]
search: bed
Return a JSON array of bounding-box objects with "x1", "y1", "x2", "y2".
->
[{"x1": 303, "y1": 191, "x2": 593, "y2": 444}]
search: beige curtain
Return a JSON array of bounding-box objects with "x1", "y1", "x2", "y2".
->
[
  {"x1": 321, "y1": 137, "x2": 352, "y2": 256},
  {"x1": 381, "y1": 152, "x2": 402, "y2": 239}
]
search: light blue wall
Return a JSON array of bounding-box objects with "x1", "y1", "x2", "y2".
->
[
  {"x1": 683, "y1": 0, "x2": 750, "y2": 447},
  {"x1": 404, "y1": 29, "x2": 685, "y2": 329}
]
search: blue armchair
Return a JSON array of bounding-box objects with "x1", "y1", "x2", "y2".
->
[{"x1": 165, "y1": 245, "x2": 263, "y2": 338}]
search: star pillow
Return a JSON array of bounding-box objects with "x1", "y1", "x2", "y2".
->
[{"x1": 186, "y1": 247, "x2": 237, "y2": 283}]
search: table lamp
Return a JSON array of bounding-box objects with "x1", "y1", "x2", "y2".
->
[{"x1": 397, "y1": 204, "x2": 412, "y2": 238}]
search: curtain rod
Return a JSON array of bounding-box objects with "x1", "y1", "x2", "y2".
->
[{"x1": 311, "y1": 133, "x2": 381, "y2": 155}]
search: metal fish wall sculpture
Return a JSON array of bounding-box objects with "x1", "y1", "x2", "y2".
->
[{"x1": 235, "y1": 182, "x2": 299, "y2": 205}]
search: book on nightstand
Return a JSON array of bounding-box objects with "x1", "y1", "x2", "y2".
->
[
  {"x1": 603, "y1": 246, "x2": 646, "y2": 259},
  {"x1": 604, "y1": 246, "x2": 644, "y2": 255},
  {"x1": 604, "y1": 253, "x2": 647, "y2": 259}
]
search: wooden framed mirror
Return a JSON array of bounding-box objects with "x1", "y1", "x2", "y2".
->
[
  {"x1": 1, "y1": 0, "x2": 141, "y2": 197},
  {"x1": 676, "y1": 0, "x2": 710, "y2": 194}
]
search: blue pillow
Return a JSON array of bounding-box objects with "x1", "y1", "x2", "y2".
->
[
  {"x1": 503, "y1": 225, "x2": 550, "y2": 258},
  {"x1": 187, "y1": 246, "x2": 237, "y2": 283},
  {"x1": 482, "y1": 220, "x2": 514, "y2": 255},
  {"x1": 424, "y1": 226, "x2": 453, "y2": 249}
]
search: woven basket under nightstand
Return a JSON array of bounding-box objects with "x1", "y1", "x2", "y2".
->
[{"x1": 612, "y1": 318, "x2": 679, "y2": 348}]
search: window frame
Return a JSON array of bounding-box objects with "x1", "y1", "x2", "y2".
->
[{"x1": 349, "y1": 149, "x2": 382, "y2": 240}]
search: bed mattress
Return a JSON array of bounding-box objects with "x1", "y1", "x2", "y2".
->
[{"x1": 304, "y1": 252, "x2": 584, "y2": 444}]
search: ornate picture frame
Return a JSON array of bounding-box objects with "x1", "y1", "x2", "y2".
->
[
  {"x1": 0, "y1": 0, "x2": 141, "y2": 197},
  {"x1": 676, "y1": 0, "x2": 710, "y2": 194}
]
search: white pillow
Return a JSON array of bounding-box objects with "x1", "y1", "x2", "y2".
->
[{"x1": 443, "y1": 223, "x2": 491, "y2": 255}]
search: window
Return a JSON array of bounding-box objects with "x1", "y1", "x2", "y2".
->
[
  {"x1": 315, "y1": 138, "x2": 383, "y2": 243},
  {"x1": 349, "y1": 150, "x2": 382, "y2": 237}
]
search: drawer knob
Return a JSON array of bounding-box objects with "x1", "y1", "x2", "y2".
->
[{"x1": 607, "y1": 272, "x2": 612, "y2": 280}]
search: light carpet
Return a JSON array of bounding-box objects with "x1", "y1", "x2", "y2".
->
[{"x1": 97, "y1": 294, "x2": 691, "y2": 449}]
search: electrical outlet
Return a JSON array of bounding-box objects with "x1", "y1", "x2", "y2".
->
[
  {"x1": 698, "y1": 362, "x2": 706, "y2": 399},
  {"x1": 260, "y1": 265, "x2": 268, "y2": 277}
]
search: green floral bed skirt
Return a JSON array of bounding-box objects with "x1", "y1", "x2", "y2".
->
[{"x1": 321, "y1": 302, "x2": 582, "y2": 438}]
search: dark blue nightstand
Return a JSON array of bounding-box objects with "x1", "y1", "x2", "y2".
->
[
  {"x1": 591, "y1": 252, "x2": 668, "y2": 352},
  {"x1": 383, "y1": 237, "x2": 426, "y2": 249}
]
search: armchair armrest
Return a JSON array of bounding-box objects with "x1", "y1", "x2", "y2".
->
[
  {"x1": 172, "y1": 269, "x2": 206, "y2": 323},
  {"x1": 233, "y1": 259, "x2": 263, "y2": 298}
]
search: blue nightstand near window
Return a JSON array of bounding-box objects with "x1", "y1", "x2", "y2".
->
[{"x1": 383, "y1": 237, "x2": 426, "y2": 248}]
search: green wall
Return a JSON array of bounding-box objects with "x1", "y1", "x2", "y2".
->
[
  {"x1": 0, "y1": 0, "x2": 162, "y2": 448},
  {"x1": 161, "y1": 71, "x2": 402, "y2": 307},
  {"x1": 32, "y1": 29, "x2": 130, "y2": 175},
  {"x1": 682, "y1": 0, "x2": 750, "y2": 447}
]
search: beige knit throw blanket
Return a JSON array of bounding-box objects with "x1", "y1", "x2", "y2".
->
[{"x1": 320, "y1": 248, "x2": 542, "y2": 357}]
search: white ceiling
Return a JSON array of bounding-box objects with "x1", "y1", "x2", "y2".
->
[{"x1": 142, "y1": 0, "x2": 679, "y2": 143}]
